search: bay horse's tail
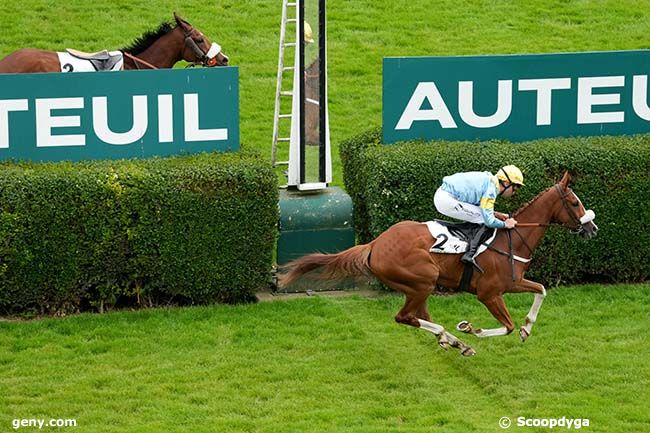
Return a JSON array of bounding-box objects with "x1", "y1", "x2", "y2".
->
[{"x1": 278, "y1": 242, "x2": 374, "y2": 288}]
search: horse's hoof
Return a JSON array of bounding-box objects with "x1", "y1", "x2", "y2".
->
[
  {"x1": 437, "y1": 334, "x2": 450, "y2": 351},
  {"x1": 457, "y1": 320, "x2": 473, "y2": 333},
  {"x1": 461, "y1": 347, "x2": 476, "y2": 357},
  {"x1": 519, "y1": 326, "x2": 530, "y2": 342}
]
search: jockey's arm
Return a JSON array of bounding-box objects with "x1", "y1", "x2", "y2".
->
[{"x1": 479, "y1": 196, "x2": 506, "y2": 229}]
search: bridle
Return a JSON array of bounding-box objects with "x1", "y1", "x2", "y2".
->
[
  {"x1": 555, "y1": 184, "x2": 584, "y2": 232},
  {"x1": 123, "y1": 25, "x2": 224, "y2": 70},
  {"x1": 182, "y1": 28, "x2": 223, "y2": 67},
  {"x1": 488, "y1": 184, "x2": 596, "y2": 279},
  {"x1": 517, "y1": 185, "x2": 595, "y2": 234}
]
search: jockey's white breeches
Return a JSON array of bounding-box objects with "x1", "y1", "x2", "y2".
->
[{"x1": 434, "y1": 188, "x2": 484, "y2": 224}]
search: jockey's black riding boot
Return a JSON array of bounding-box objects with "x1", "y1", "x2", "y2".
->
[{"x1": 461, "y1": 225, "x2": 490, "y2": 273}]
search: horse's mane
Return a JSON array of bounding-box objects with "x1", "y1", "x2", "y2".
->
[
  {"x1": 121, "y1": 22, "x2": 176, "y2": 55},
  {"x1": 512, "y1": 184, "x2": 556, "y2": 217}
]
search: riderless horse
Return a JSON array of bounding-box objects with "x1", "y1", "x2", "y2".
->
[
  {"x1": 0, "y1": 13, "x2": 229, "y2": 73},
  {"x1": 279, "y1": 172, "x2": 598, "y2": 356}
]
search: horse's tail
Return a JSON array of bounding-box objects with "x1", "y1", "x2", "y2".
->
[{"x1": 278, "y1": 242, "x2": 374, "y2": 288}]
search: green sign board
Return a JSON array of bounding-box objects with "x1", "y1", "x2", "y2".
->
[
  {"x1": 383, "y1": 50, "x2": 650, "y2": 143},
  {"x1": 0, "y1": 67, "x2": 239, "y2": 161}
]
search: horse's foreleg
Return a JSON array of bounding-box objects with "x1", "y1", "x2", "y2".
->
[
  {"x1": 457, "y1": 321, "x2": 511, "y2": 337},
  {"x1": 511, "y1": 279, "x2": 546, "y2": 342},
  {"x1": 458, "y1": 295, "x2": 515, "y2": 338}
]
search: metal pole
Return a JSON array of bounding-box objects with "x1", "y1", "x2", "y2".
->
[
  {"x1": 298, "y1": 0, "x2": 306, "y2": 184},
  {"x1": 318, "y1": 0, "x2": 326, "y2": 183}
]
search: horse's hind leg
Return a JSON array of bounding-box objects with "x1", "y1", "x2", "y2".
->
[
  {"x1": 393, "y1": 286, "x2": 475, "y2": 356},
  {"x1": 393, "y1": 290, "x2": 428, "y2": 328},
  {"x1": 416, "y1": 302, "x2": 476, "y2": 356}
]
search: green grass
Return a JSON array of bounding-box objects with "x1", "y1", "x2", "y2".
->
[
  {"x1": 1, "y1": 284, "x2": 648, "y2": 432},
  {"x1": 2, "y1": 1, "x2": 650, "y2": 185}
]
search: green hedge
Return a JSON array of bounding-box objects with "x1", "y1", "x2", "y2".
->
[
  {"x1": 0, "y1": 151, "x2": 278, "y2": 315},
  {"x1": 341, "y1": 128, "x2": 650, "y2": 285}
]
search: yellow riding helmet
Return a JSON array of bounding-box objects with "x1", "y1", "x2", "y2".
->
[
  {"x1": 496, "y1": 165, "x2": 525, "y2": 186},
  {"x1": 304, "y1": 21, "x2": 315, "y2": 44}
]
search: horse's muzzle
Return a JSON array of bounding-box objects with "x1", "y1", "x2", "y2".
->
[
  {"x1": 578, "y1": 209, "x2": 598, "y2": 239},
  {"x1": 580, "y1": 220, "x2": 598, "y2": 239},
  {"x1": 218, "y1": 54, "x2": 229, "y2": 66},
  {"x1": 203, "y1": 43, "x2": 228, "y2": 67}
]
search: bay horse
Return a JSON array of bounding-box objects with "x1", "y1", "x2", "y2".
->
[
  {"x1": 305, "y1": 57, "x2": 320, "y2": 145},
  {"x1": 279, "y1": 172, "x2": 599, "y2": 356},
  {"x1": 0, "y1": 13, "x2": 229, "y2": 73}
]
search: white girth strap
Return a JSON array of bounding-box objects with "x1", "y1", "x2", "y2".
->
[{"x1": 513, "y1": 254, "x2": 531, "y2": 263}]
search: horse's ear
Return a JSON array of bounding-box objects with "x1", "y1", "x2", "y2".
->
[
  {"x1": 559, "y1": 171, "x2": 572, "y2": 189},
  {"x1": 173, "y1": 12, "x2": 191, "y2": 30}
]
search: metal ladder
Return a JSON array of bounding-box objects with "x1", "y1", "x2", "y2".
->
[{"x1": 271, "y1": 0, "x2": 298, "y2": 170}]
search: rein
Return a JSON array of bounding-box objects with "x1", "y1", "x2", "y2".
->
[
  {"x1": 489, "y1": 185, "x2": 582, "y2": 280},
  {"x1": 515, "y1": 222, "x2": 551, "y2": 228},
  {"x1": 123, "y1": 52, "x2": 158, "y2": 70},
  {"x1": 507, "y1": 228, "x2": 515, "y2": 281}
]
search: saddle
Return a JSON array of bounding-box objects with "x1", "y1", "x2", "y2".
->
[
  {"x1": 425, "y1": 220, "x2": 498, "y2": 292},
  {"x1": 424, "y1": 220, "x2": 497, "y2": 255},
  {"x1": 65, "y1": 49, "x2": 123, "y2": 71}
]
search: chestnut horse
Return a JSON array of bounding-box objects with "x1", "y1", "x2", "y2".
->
[
  {"x1": 0, "y1": 13, "x2": 229, "y2": 73},
  {"x1": 279, "y1": 172, "x2": 598, "y2": 356}
]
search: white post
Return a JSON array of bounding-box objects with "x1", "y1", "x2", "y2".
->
[{"x1": 287, "y1": 0, "x2": 331, "y2": 191}]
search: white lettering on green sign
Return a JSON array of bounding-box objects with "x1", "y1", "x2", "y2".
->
[
  {"x1": 395, "y1": 75, "x2": 650, "y2": 130},
  {"x1": 0, "y1": 93, "x2": 228, "y2": 149}
]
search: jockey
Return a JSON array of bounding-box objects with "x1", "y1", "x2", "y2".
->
[
  {"x1": 434, "y1": 165, "x2": 524, "y2": 269},
  {"x1": 304, "y1": 21, "x2": 315, "y2": 44}
]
